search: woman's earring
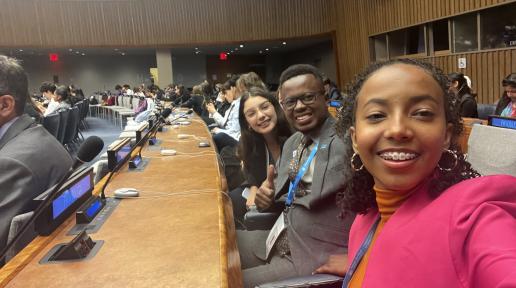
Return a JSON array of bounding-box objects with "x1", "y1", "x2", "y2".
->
[
  {"x1": 438, "y1": 149, "x2": 458, "y2": 172},
  {"x1": 350, "y1": 152, "x2": 364, "y2": 172}
]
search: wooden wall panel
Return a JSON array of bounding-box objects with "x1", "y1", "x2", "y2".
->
[
  {"x1": 0, "y1": 0, "x2": 336, "y2": 48},
  {"x1": 335, "y1": 0, "x2": 516, "y2": 104}
]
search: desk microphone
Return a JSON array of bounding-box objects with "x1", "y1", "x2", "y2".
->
[{"x1": 0, "y1": 136, "x2": 104, "y2": 264}]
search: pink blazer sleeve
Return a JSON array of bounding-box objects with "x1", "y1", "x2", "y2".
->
[{"x1": 449, "y1": 175, "x2": 516, "y2": 288}]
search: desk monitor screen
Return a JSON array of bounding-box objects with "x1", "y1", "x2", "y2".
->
[
  {"x1": 36, "y1": 167, "x2": 94, "y2": 236},
  {"x1": 107, "y1": 138, "x2": 132, "y2": 170},
  {"x1": 488, "y1": 115, "x2": 516, "y2": 130},
  {"x1": 116, "y1": 144, "x2": 131, "y2": 162},
  {"x1": 135, "y1": 122, "x2": 149, "y2": 143},
  {"x1": 52, "y1": 172, "x2": 93, "y2": 219}
]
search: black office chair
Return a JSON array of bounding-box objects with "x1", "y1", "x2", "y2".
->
[
  {"x1": 42, "y1": 113, "x2": 60, "y2": 140},
  {"x1": 57, "y1": 109, "x2": 70, "y2": 145},
  {"x1": 5, "y1": 211, "x2": 37, "y2": 262},
  {"x1": 63, "y1": 107, "x2": 80, "y2": 151},
  {"x1": 476, "y1": 103, "x2": 496, "y2": 120},
  {"x1": 80, "y1": 98, "x2": 90, "y2": 130}
]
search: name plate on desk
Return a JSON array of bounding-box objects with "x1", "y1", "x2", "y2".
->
[{"x1": 488, "y1": 115, "x2": 516, "y2": 130}]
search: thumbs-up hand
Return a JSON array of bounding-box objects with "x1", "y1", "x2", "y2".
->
[{"x1": 255, "y1": 165, "x2": 275, "y2": 211}]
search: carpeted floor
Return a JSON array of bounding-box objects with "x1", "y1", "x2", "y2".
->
[{"x1": 78, "y1": 116, "x2": 122, "y2": 165}]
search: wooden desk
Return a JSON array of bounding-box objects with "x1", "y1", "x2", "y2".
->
[{"x1": 0, "y1": 115, "x2": 242, "y2": 287}]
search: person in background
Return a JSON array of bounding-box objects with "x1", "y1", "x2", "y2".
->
[
  {"x1": 23, "y1": 95, "x2": 43, "y2": 122},
  {"x1": 0, "y1": 55, "x2": 73, "y2": 258},
  {"x1": 180, "y1": 85, "x2": 205, "y2": 116},
  {"x1": 164, "y1": 84, "x2": 176, "y2": 101},
  {"x1": 206, "y1": 75, "x2": 241, "y2": 152},
  {"x1": 40, "y1": 82, "x2": 58, "y2": 116},
  {"x1": 134, "y1": 89, "x2": 156, "y2": 123},
  {"x1": 122, "y1": 84, "x2": 134, "y2": 96},
  {"x1": 336, "y1": 58, "x2": 516, "y2": 287},
  {"x1": 133, "y1": 93, "x2": 148, "y2": 117},
  {"x1": 229, "y1": 87, "x2": 292, "y2": 227},
  {"x1": 214, "y1": 83, "x2": 230, "y2": 116},
  {"x1": 448, "y1": 72, "x2": 478, "y2": 118},
  {"x1": 495, "y1": 73, "x2": 516, "y2": 118},
  {"x1": 172, "y1": 84, "x2": 190, "y2": 106},
  {"x1": 134, "y1": 87, "x2": 145, "y2": 97},
  {"x1": 44, "y1": 85, "x2": 71, "y2": 115},
  {"x1": 323, "y1": 77, "x2": 342, "y2": 101}
]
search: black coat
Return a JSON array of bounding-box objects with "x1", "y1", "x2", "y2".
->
[{"x1": 459, "y1": 93, "x2": 478, "y2": 118}]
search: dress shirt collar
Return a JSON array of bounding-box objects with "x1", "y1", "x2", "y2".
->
[{"x1": 0, "y1": 116, "x2": 20, "y2": 141}]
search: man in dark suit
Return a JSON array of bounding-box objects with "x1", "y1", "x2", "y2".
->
[
  {"x1": 0, "y1": 55, "x2": 73, "y2": 254},
  {"x1": 237, "y1": 64, "x2": 354, "y2": 287}
]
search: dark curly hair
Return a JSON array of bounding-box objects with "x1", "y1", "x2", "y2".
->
[{"x1": 335, "y1": 58, "x2": 480, "y2": 215}]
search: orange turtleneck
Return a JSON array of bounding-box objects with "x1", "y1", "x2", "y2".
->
[{"x1": 348, "y1": 186, "x2": 413, "y2": 288}]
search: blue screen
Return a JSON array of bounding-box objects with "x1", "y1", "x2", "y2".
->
[
  {"x1": 52, "y1": 174, "x2": 92, "y2": 219},
  {"x1": 491, "y1": 117, "x2": 516, "y2": 130},
  {"x1": 85, "y1": 198, "x2": 102, "y2": 218},
  {"x1": 116, "y1": 144, "x2": 131, "y2": 163},
  {"x1": 132, "y1": 155, "x2": 142, "y2": 166},
  {"x1": 329, "y1": 100, "x2": 342, "y2": 108}
]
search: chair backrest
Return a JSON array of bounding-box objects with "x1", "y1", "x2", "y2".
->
[
  {"x1": 477, "y1": 103, "x2": 496, "y2": 120},
  {"x1": 57, "y1": 109, "x2": 70, "y2": 144},
  {"x1": 42, "y1": 113, "x2": 60, "y2": 139},
  {"x1": 6, "y1": 211, "x2": 37, "y2": 262},
  {"x1": 63, "y1": 107, "x2": 80, "y2": 145},
  {"x1": 132, "y1": 97, "x2": 139, "y2": 110},
  {"x1": 79, "y1": 98, "x2": 89, "y2": 120},
  {"x1": 467, "y1": 124, "x2": 516, "y2": 176}
]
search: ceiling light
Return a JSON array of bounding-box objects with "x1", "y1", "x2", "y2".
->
[
  {"x1": 75, "y1": 51, "x2": 80, "y2": 54},
  {"x1": 195, "y1": 47, "x2": 198, "y2": 50},
  {"x1": 235, "y1": 48, "x2": 238, "y2": 51},
  {"x1": 282, "y1": 42, "x2": 287, "y2": 45},
  {"x1": 68, "y1": 49, "x2": 73, "y2": 52},
  {"x1": 121, "y1": 52, "x2": 125, "y2": 56},
  {"x1": 240, "y1": 44, "x2": 244, "y2": 48},
  {"x1": 81, "y1": 53, "x2": 86, "y2": 56},
  {"x1": 19, "y1": 49, "x2": 23, "y2": 52},
  {"x1": 265, "y1": 48, "x2": 269, "y2": 51},
  {"x1": 114, "y1": 48, "x2": 118, "y2": 51}
]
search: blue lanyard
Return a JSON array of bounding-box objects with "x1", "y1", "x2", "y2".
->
[
  {"x1": 286, "y1": 143, "x2": 318, "y2": 207},
  {"x1": 342, "y1": 216, "x2": 381, "y2": 288}
]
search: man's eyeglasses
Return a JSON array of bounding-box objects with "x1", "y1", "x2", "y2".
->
[{"x1": 280, "y1": 91, "x2": 323, "y2": 110}]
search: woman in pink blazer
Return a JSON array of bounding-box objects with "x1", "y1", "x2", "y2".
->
[{"x1": 334, "y1": 59, "x2": 516, "y2": 287}]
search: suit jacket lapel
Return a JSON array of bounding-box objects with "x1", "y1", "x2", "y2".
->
[
  {"x1": 0, "y1": 115, "x2": 35, "y2": 150},
  {"x1": 309, "y1": 117, "x2": 336, "y2": 206}
]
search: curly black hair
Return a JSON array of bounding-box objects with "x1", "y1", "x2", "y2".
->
[{"x1": 335, "y1": 58, "x2": 480, "y2": 215}]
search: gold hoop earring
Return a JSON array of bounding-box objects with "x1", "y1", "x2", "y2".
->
[
  {"x1": 438, "y1": 149, "x2": 458, "y2": 172},
  {"x1": 350, "y1": 152, "x2": 364, "y2": 172}
]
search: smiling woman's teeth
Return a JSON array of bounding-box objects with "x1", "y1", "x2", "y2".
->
[{"x1": 380, "y1": 152, "x2": 417, "y2": 161}]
